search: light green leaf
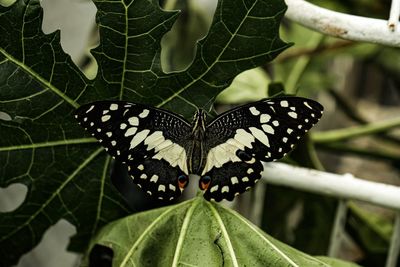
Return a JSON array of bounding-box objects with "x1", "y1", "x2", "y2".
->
[{"x1": 81, "y1": 197, "x2": 359, "y2": 267}]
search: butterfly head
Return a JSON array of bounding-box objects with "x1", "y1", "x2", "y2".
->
[
  {"x1": 192, "y1": 109, "x2": 207, "y2": 130},
  {"x1": 191, "y1": 109, "x2": 207, "y2": 139}
]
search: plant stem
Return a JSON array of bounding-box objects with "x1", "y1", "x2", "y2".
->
[
  {"x1": 277, "y1": 40, "x2": 354, "y2": 63},
  {"x1": 316, "y1": 142, "x2": 400, "y2": 162},
  {"x1": 312, "y1": 117, "x2": 400, "y2": 143},
  {"x1": 285, "y1": 32, "x2": 324, "y2": 95}
]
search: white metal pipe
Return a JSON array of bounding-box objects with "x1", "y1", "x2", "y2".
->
[
  {"x1": 285, "y1": 0, "x2": 400, "y2": 47},
  {"x1": 388, "y1": 0, "x2": 400, "y2": 31},
  {"x1": 261, "y1": 162, "x2": 400, "y2": 211}
]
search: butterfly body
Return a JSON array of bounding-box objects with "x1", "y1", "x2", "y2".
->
[{"x1": 75, "y1": 97, "x2": 323, "y2": 202}]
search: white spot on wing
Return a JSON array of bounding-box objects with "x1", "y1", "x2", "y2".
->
[
  {"x1": 158, "y1": 184, "x2": 166, "y2": 192},
  {"x1": 86, "y1": 105, "x2": 95, "y2": 113},
  {"x1": 150, "y1": 175, "x2": 159, "y2": 183},
  {"x1": 111, "y1": 140, "x2": 117, "y2": 146},
  {"x1": 242, "y1": 177, "x2": 249, "y2": 182},
  {"x1": 210, "y1": 185, "x2": 219, "y2": 192},
  {"x1": 287, "y1": 128, "x2": 293, "y2": 134},
  {"x1": 234, "y1": 129, "x2": 254, "y2": 149},
  {"x1": 221, "y1": 186, "x2": 229, "y2": 193},
  {"x1": 138, "y1": 164, "x2": 144, "y2": 170},
  {"x1": 140, "y1": 173, "x2": 147, "y2": 179},
  {"x1": 139, "y1": 109, "x2": 149, "y2": 118},
  {"x1": 128, "y1": 117, "x2": 139, "y2": 126},
  {"x1": 280, "y1": 100, "x2": 288, "y2": 107},
  {"x1": 249, "y1": 106, "x2": 260, "y2": 116},
  {"x1": 272, "y1": 120, "x2": 279, "y2": 126},
  {"x1": 304, "y1": 101, "x2": 313, "y2": 109},
  {"x1": 247, "y1": 168, "x2": 254, "y2": 174},
  {"x1": 262, "y1": 124, "x2": 274, "y2": 134},
  {"x1": 249, "y1": 127, "x2": 270, "y2": 147},
  {"x1": 120, "y1": 123, "x2": 127, "y2": 130},
  {"x1": 230, "y1": 177, "x2": 239, "y2": 184},
  {"x1": 144, "y1": 131, "x2": 165, "y2": 150},
  {"x1": 129, "y1": 129, "x2": 150, "y2": 149},
  {"x1": 101, "y1": 115, "x2": 111, "y2": 122},
  {"x1": 110, "y1": 104, "x2": 118, "y2": 110},
  {"x1": 260, "y1": 114, "x2": 271, "y2": 123},
  {"x1": 288, "y1": 111, "x2": 297, "y2": 119},
  {"x1": 125, "y1": 127, "x2": 137, "y2": 137},
  {"x1": 169, "y1": 184, "x2": 176, "y2": 191}
]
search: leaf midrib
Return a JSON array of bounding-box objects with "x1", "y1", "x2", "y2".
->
[
  {"x1": 0, "y1": 48, "x2": 80, "y2": 109},
  {"x1": 171, "y1": 198, "x2": 199, "y2": 267},
  {"x1": 119, "y1": 200, "x2": 194, "y2": 267},
  {"x1": 206, "y1": 201, "x2": 239, "y2": 267},
  {"x1": 0, "y1": 138, "x2": 96, "y2": 151},
  {"x1": 224, "y1": 207, "x2": 301, "y2": 267}
]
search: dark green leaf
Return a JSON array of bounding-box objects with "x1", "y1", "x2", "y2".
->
[{"x1": 0, "y1": 0, "x2": 289, "y2": 265}]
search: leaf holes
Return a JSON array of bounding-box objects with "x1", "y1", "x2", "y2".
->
[
  {"x1": 89, "y1": 244, "x2": 114, "y2": 267},
  {"x1": 40, "y1": 0, "x2": 98, "y2": 79},
  {"x1": 160, "y1": 0, "x2": 218, "y2": 73},
  {"x1": 0, "y1": 0, "x2": 16, "y2": 8},
  {"x1": 17, "y1": 219, "x2": 79, "y2": 267},
  {"x1": 0, "y1": 183, "x2": 28, "y2": 212},
  {"x1": 0, "y1": 111, "x2": 12, "y2": 121}
]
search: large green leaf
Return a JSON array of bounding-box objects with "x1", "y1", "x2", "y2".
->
[
  {"x1": 81, "y1": 197, "x2": 359, "y2": 267},
  {"x1": 0, "y1": 0, "x2": 289, "y2": 265}
]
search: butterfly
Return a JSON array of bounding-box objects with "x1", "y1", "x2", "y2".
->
[{"x1": 74, "y1": 97, "x2": 323, "y2": 202}]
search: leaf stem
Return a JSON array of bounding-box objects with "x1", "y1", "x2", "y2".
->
[{"x1": 312, "y1": 117, "x2": 400, "y2": 143}]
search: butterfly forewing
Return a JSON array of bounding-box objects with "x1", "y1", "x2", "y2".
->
[
  {"x1": 74, "y1": 101, "x2": 192, "y2": 200},
  {"x1": 201, "y1": 97, "x2": 323, "y2": 200}
]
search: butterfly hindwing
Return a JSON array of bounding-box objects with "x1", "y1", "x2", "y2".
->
[
  {"x1": 127, "y1": 158, "x2": 185, "y2": 201},
  {"x1": 201, "y1": 97, "x2": 323, "y2": 200},
  {"x1": 74, "y1": 101, "x2": 192, "y2": 200},
  {"x1": 202, "y1": 159, "x2": 263, "y2": 202}
]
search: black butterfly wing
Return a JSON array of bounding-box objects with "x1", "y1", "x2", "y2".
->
[
  {"x1": 202, "y1": 97, "x2": 323, "y2": 201},
  {"x1": 74, "y1": 101, "x2": 192, "y2": 200}
]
